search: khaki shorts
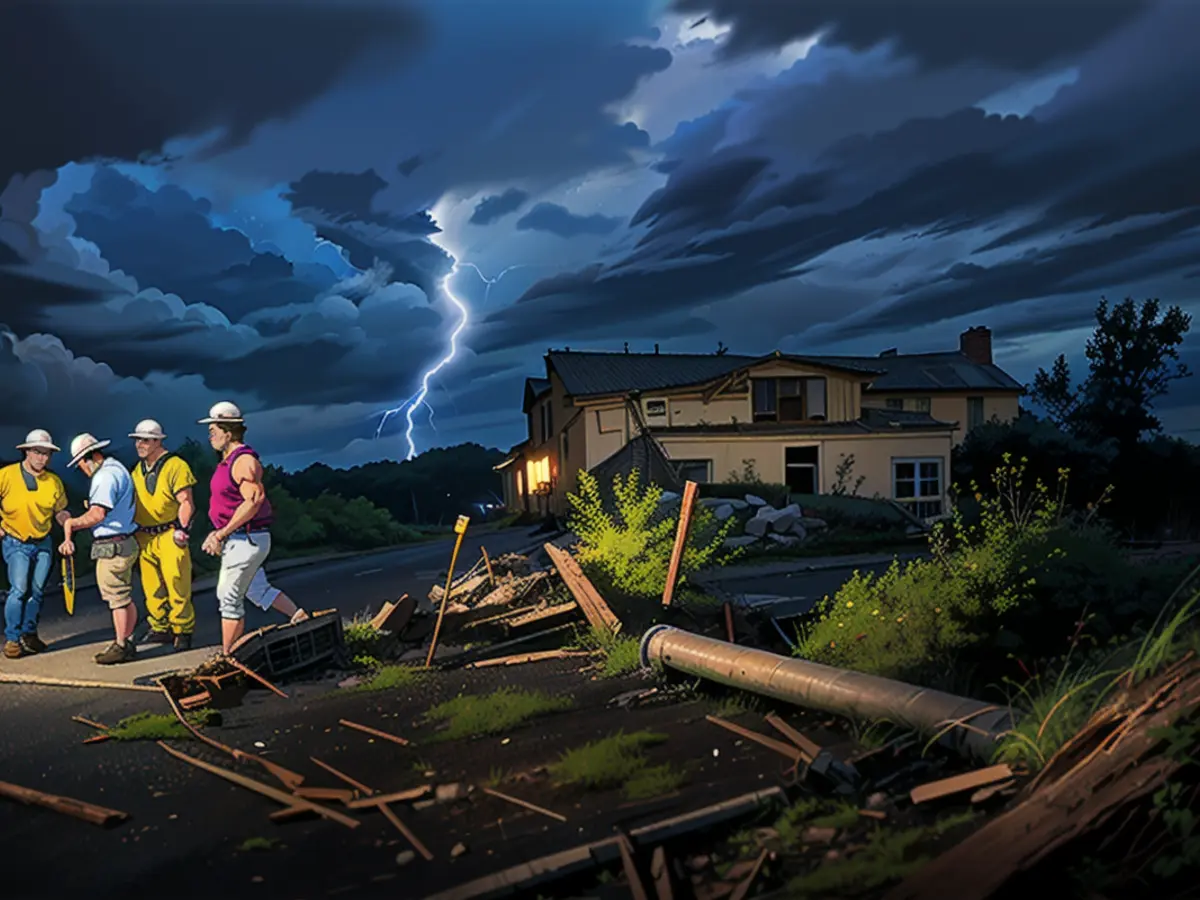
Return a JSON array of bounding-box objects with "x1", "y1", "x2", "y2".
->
[{"x1": 91, "y1": 535, "x2": 139, "y2": 610}]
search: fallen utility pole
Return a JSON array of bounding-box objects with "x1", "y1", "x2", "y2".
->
[
  {"x1": 427, "y1": 514, "x2": 471, "y2": 667},
  {"x1": 639, "y1": 626, "x2": 1012, "y2": 762},
  {"x1": 0, "y1": 780, "x2": 129, "y2": 828}
]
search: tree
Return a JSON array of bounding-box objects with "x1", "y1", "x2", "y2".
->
[{"x1": 1029, "y1": 297, "x2": 1192, "y2": 453}]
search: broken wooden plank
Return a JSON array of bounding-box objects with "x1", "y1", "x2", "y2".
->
[
  {"x1": 481, "y1": 546, "x2": 495, "y2": 586},
  {"x1": 222, "y1": 655, "x2": 288, "y2": 698},
  {"x1": 157, "y1": 741, "x2": 358, "y2": 829},
  {"x1": 662, "y1": 480, "x2": 699, "y2": 608},
  {"x1": 292, "y1": 786, "x2": 356, "y2": 804},
  {"x1": 0, "y1": 780, "x2": 129, "y2": 828},
  {"x1": 617, "y1": 833, "x2": 650, "y2": 900},
  {"x1": 309, "y1": 756, "x2": 375, "y2": 796},
  {"x1": 764, "y1": 714, "x2": 821, "y2": 762},
  {"x1": 0, "y1": 672, "x2": 160, "y2": 692},
  {"x1": 338, "y1": 718, "x2": 410, "y2": 746},
  {"x1": 910, "y1": 765, "x2": 1014, "y2": 805},
  {"x1": 178, "y1": 690, "x2": 212, "y2": 710},
  {"x1": 379, "y1": 803, "x2": 434, "y2": 860},
  {"x1": 466, "y1": 649, "x2": 591, "y2": 669},
  {"x1": 542, "y1": 543, "x2": 621, "y2": 636},
  {"x1": 370, "y1": 593, "x2": 415, "y2": 633},
  {"x1": 729, "y1": 848, "x2": 768, "y2": 900},
  {"x1": 72, "y1": 715, "x2": 109, "y2": 731},
  {"x1": 650, "y1": 846, "x2": 675, "y2": 900},
  {"x1": 705, "y1": 715, "x2": 802, "y2": 764},
  {"x1": 82, "y1": 734, "x2": 111, "y2": 745},
  {"x1": 346, "y1": 784, "x2": 432, "y2": 810},
  {"x1": 497, "y1": 603, "x2": 581, "y2": 630},
  {"x1": 481, "y1": 787, "x2": 567, "y2": 823}
]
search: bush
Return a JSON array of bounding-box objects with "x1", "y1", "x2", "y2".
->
[
  {"x1": 795, "y1": 454, "x2": 1107, "y2": 682},
  {"x1": 567, "y1": 468, "x2": 739, "y2": 599}
]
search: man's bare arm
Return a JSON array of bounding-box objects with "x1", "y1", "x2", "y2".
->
[
  {"x1": 174, "y1": 486, "x2": 196, "y2": 530},
  {"x1": 214, "y1": 456, "x2": 266, "y2": 539},
  {"x1": 64, "y1": 505, "x2": 107, "y2": 537}
]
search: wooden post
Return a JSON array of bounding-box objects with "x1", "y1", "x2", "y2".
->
[
  {"x1": 426, "y1": 515, "x2": 470, "y2": 667},
  {"x1": 723, "y1": 601, "x2": 736, "y2": 643},
  {"x1": 661, "y1": 481, "x2": 699, "y2": 608},
  {"x1": 481, "y1": 546, "x2": 495, "y2": 586}
]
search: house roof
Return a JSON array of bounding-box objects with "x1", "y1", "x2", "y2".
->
[
  {"x1": 538, "y1": 346, "x2": 1021, "y2": 398},
  {"x1": 650, "y1": 407, "x2": 955, "y2": 437},
  {"x1": 545, "y1": 351, "x2": 884, "y2": 398},
  {"x1": 522, "y1": 377, "x2": 551, "y2": 413}
]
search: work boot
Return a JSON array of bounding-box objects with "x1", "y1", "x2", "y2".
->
[
  {"x1": 3, "y1": 640, "x2": 25, "y2": 659},
  {"x1": 141, "y1": 629, "x2": 172, "y2": 646},
  {"x1": 173, "y1": 634, "x2": 193, "y2": 652},
  {"x1": 20, "y1": 633, "x2": 47, "y2": 653},
  {"x1": 95, "y1": 641, "x2": 136, "y2": 665}
]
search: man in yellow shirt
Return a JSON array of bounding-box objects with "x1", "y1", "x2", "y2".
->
[
  {"x1": 1, "y1": 429, "x2": 70, "y2": 659},
  {"x1": 128, "y1": 419, "x2": 198, "y2": 651}
]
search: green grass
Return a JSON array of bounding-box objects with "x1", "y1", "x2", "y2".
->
[
  {"x1": 343, "y1": 617, "x2": 388, "y2": 667},
  {"x1": 351, "y1": 664, "x2": 427, "y2": 693},
  {"x1": 237, "y1": 837, "x2": 283, "y2": 852},
  {"x1": 422, "y1": 687, "x2": 573, "y2": 741},
  {"x1": 708, "y1": 692, "x2": 760, "y2": 720},
  {"x1": 104, "y1": 710, "x2": 214, "y2": 741},
  {"x1": 548, "y1": 730, "x2": 685, "y2": 800},
  {"x1": 572, "y1": 626, "x2": 645, "y2": 679}
]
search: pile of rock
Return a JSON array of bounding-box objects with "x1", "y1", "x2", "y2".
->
[{"x1": 657, "y1": 490, "x2": 829, "y2": 549}]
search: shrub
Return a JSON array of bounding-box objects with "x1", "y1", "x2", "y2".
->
[
  {"x1": 795, "y1": 454, "x2": 1100, "y2": 681},
  {"x1": 567, "y1": 468, "x2": 739, "y2": 599}
]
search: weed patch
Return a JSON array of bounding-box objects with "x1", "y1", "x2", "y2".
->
[
  {"x1": 422, "y1": 688, "x2": 572, "y2": 741},
  {"x1": 237, "y1": 836, "x2": 283, "y2": 852},
  {"x1": 574, "y1": 626, "x2": 643, "y2": 678},
  {"x1": 352, "y1": 664, "x2": 427, "y2": 693},
  {"x1": 104, "y1": 710, "x2": 213, "y2": 741},
  {"x1": 549, "y1": 730, "x2": 684, "y2": 800},
  {"x1": 343, "y1": 617, "x2": 387, "y2": 670}
]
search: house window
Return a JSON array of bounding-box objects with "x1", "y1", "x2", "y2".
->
[
  {"x1": 893, "y1": 458, "x2": 943, "y2": 518},
  {"x1": 967, "y1": 396, "x2": 984, "y2": 430},
  {"x1": 752, "y1": 377, "x2": 828, "y2": 422},
  {"x1": 885, "y1": 398, "x2": 904, "y2": 410},
  {"x1": 784, "y1": 446, "x2": 819, "y2": 494},
  {"x1": 645, "y1": 399, "x2": 667, "y2": 418},
  {"x1": 672, "y1": 459, "x2": 712, "y2": 484},
  {"x1": 908, "y1": 397, "x2": 932, "y2": 413}
]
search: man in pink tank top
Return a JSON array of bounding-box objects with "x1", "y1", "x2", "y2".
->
[{"x1": 198, "y1": 401, "x2": 309, "y2": 653}]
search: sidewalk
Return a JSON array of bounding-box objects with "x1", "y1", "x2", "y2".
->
[{"x1": 693, "y1": 550, "x2": 927, "y2": 583}]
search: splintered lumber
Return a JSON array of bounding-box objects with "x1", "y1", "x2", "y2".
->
[
  {"x1": 764, "y1": 714, "x2": 821, "y2": 763},
  {"x1": 650, "y1": 846, "x2": 675, "y2": 900},
  {"x1": 157, "y1": 681, "x2": 305, "y2": 789},
  {"x1": 662, "y1": 480, "x2": 700, "y2": 608},
  {"x1": 292, "y1": 787, "x2": 356, "y2": 804},
  {"x1": 222, "y1": 654, "x2": 288, "y2": 698},
  {"x1": 339, "y1": 718, "x2": 410, "y2": 746},
  {"x1": 729, "y1": 848, "x2": 768, "y2": 900},
  {"x1": 542, "y1": 543, "x2": 621, "y2": 636},
  {"x1": 379, "y1": 802, "x2": 434, "y2": 860},
  {"x1": 157, "y1": 742, "x2": 359, "y2": 829},
  {"x1": 347, "y1": 785, "x2": 432, "y2": 810},
  {"x1": 370, "y1": 593, "x2": 415, "y2": 634},
  {"x1": 481, "y1": 787, "x2": 567, "y2": 823},
  {"x1": 466, "y1": 649, "x2": 591, "y2": 669},
  {"x1": 475, "y1": 570, "x2": 550, "y2": 608},
  {"x1": 498, "y1": 603, "x2": 580, "y2": 630},
  {"x1": 705, "y1": 715, "x2": 803, "y2": 764},
  {"x1": 617, "y1": 833, "x2": 650, "y2": 900},
  {"x1": 0, "y1": 672, "x2": 160, "y2": 692},
  {"x1": 178, "y1": 690, "x2": 212, "y2": 710},
  {"x1": 310, "y1": 756, "x2": 375, "y2": 796},
  {"x1": 909, "y1": 765, "x2": 1014, "y2": 805},
  {"x1": 481, "y1": 546, "x2": 495, "y2": 585},
  {"x1": 0, "y1": 780, "x2": 129, "y2": 828},
  {"x1": 885, "y1": 657, "x2": 1200, "y2": 900}
]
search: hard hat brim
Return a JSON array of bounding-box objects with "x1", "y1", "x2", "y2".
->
[
  {"x1": 198, "y1": 417, "x2": 244, "y2": 424},
  {"x1": 68, "y1": 439, "x2": 112, "y2": 468},
  {"x1": 16, "y1": 442, "x2": 60, "y2": 452}
]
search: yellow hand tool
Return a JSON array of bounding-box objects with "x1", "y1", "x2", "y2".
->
[{"x1": 62, "y1": 556, "x2": 75, "y2": 615}]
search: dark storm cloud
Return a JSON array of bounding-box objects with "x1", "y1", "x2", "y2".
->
[
  {"x1": 669, "y1": 0, "x2": 1151, "y2": 69},
  {"x1": 470, "y1": 189, "x2": 530, "y2": 226},
  {"x1": 515, "y1": 203, "x2": 623, "y2": 238},
  {"x1": 0, "y1": 0, "x2": 425, "y2": 183},
  {"x1": 284, "y1": 170, "x2": 438, "y2": 234}
]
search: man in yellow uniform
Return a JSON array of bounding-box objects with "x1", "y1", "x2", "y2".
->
[
  {"x1": 128, "y1": 419, "x2": 198, "y2": 651},
  {"x1": 1, "y1": 429, "x2": 70, "y2": 659}
]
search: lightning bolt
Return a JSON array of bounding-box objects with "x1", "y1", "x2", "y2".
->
[{"x1": 457, "y1": 262, "x2": 528, "y2": 308}]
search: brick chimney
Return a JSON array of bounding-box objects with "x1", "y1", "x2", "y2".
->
[{"x1": 959, "y1": 326, "x2": 993, "y2": 365}]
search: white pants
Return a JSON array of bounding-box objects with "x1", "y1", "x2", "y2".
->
[{"x1": 216, "y1": 532, "x2": 281, "y2": 620}]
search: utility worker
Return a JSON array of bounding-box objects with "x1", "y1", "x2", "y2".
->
[
  {"x1": 129, "y1": 419, "x2": 197, "y2": 651},
  {"x1": 1, "y1": 429, "x2": 70, "y2": 659}
]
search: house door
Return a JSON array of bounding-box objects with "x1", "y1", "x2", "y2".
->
[{"x1": 784, "y1": 446, "x2": 819, "y2": 494}]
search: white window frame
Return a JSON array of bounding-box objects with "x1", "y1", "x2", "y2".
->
[
  {"x1": 782, "y1": 443, "x2": 822, "y2": 495},
  {"x1": 644, "y1": 398, "x2": 668, "y2": 419},
  {"x1": 891, "y1": 456, "x2": 944, "y2": 518}
]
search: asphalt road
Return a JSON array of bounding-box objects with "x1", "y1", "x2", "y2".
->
[{"x1": 30, "y1": 525, "x2": 547, "y2": 650}]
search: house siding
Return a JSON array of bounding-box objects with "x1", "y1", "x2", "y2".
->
[{"x1": 861, "y1": 393, "x2": 1020, "y2": 444}]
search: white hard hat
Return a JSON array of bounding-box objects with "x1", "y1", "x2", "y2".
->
[
  {"x1": 129, "y1": 418, "x2": 167, "y2": 440},
  {"x1": 16, "y1": 429, "x2": 60, "y2": 452},
  {"x1": 198, "y1": 401, "x2": 244, "y2": 425},
  {"x1": 67, "y1": 432, "x2": 111, "y2": 468}
]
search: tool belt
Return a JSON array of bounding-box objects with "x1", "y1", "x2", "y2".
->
[
  {"x1": 138, "y1": 523, "x2": 178, "y2": 536},
  {"x1": 90, "y1": 532, "x2": 137, "y2": 561},
  {"x1": 93, "y1": 532, "x2": 136, "y2": 544}
]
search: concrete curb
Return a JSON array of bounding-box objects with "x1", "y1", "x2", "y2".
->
[{"x1": 693, "y1": 551, "x2": 928, "y2": 584}]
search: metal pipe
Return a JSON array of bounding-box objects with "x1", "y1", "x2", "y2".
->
[{"x1": 640, "y1": 625, "x2": 1012, "y2": 762}]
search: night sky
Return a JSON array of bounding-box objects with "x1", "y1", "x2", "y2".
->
[{"x1": 1, "y1": 0, "x2": 1197, "y2": 470}]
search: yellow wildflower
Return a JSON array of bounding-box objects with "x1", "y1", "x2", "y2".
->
[{"x1": 845, "y1": 601, "x2": 854, "y2": 608}]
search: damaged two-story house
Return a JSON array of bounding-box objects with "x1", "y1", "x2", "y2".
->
[{"x1": 495, "y1": 326, "x2": 1023, "y2": 522}]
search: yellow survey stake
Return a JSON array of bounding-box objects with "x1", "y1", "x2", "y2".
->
[{"x1": 62, "y1": 556, "x2": 76, "y2": 616}]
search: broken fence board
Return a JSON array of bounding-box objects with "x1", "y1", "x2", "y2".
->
[
  {"x1": 542, "y1": 544, "x2": 621, "y2": 636},
  {"x1": 909, "y1": 765, "x2": 1014, "y2": 805}
]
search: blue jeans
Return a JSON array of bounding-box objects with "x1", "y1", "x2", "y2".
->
[{"x1": 3, "y1": 534, "x2": 53, "y2": 643}]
